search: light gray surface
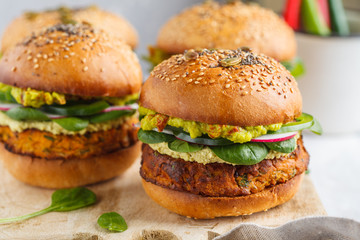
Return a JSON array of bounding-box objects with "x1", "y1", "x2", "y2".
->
[{"x1": 1, "y1": 0, "x2": 359, "y2": 225}]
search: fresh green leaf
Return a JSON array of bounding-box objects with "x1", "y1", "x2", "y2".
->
[
  {"x1": 89, "y1": 110, "x2": 135, "y2": 124},
  {"x1": 265, "y1": 138, "x2": 296, "y2": 153},
  {"x1": 53, "y1": 117, "x2": 89, "y2": 131},
  {"x1": 0, "y1": 187, "x2": 96, "y2": 224},
  {"x1": 168, "y1": 139, "x2": 203, "y2": 153},
  {"x1": 210, "y1": 142, "x2": 269, "y2": 165},
  {"x1": 0, "y1": 89, "x2": 16, "y2": 103},
  {"x1": 5, "y1": 107, "x2": 50, "y2": 121},
  {"x1": 42, "y1": 100, "x2": 109, "y2": 116},
  {"x1": 49, "y1": 187, "x2": 96, "y2": 212},
  {"x1": 281, "y1": 57, "x2": 305, "y2": 78},
  {"x1": 97, "y1": 212, "x2": 127, "y2": 232},
  {"x1": 137, "y1": 129, "x2": 175, "y2": 144}
]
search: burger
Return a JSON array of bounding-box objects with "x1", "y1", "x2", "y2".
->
[
  {"x1": 0, "y1": 23, "x2": 142, "y2": 188},
  {"x1": 145, "y1": 1, "x2": 304, "y2": 77},
  {"x1": 138, "y1": 49, "x2": 321, "y2": 219},
  {"x1": 1, "y1": 5, "x2": 138, "y2": 53}
]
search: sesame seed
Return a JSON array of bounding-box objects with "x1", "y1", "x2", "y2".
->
[
  {"x1": 33, "y1": 58, "x2": 38, "y2": 63},
  {"x1": 83, "y1": 66, "x2": 88, "y2": 72},
  {"x1": 290, "y1": 88, "x2": 293, "y2": 93},
  {"x1": 100, "y1": 68, "x2": 104, "y2": 72},
  {"x1": 27, "y1": 56, "x2": 32, "y2": 61},
  {"x1": 70, "y1": 52, "x2": 75, "y2": 56},
  {"x1": 187, "y1": 79, "x2": 193, "y2": 83},
  {"x1": 11, "y1": 67, "x2": 17, "y2": 72},
  {"x1": 34, "y1": 64, "x2": 39, "y2": 69},
  {"x1": 43, "y1": 54, "x2": 48, "y2": 59},
  {"x1": 225, "y1": 84, "x2": 231, "y2": 88},
  {"x1": 199, "y1": 72, "x2": 205, "y2": 76},
  {"x1": 240, "y1": 85, "x2": 246, "y2": 90},
  {"x1": 194, "y1": 81, "x2": 200, "y2": 84},
  {"x1": 64, "y1": 55, "x2": 69, "y2": 59},
  {"x1": 48, "y1": 58, "x2": 54, "y2": 62},
  {"x1": 174, "y1": 75, "x2": 180, "y2": 78},
  {"x1": 165, "y1": 77, "x2": 170, "y2": 82},
  {"x1": 81, "y1": 58, "x2": 87, "y2": 64},
  {"x1": 36, "y1": 54, "x2": 42, "y2": 58},
  {"x1": 171, "y1": 78, "x2": 176, "y2": 81},
  {"x1": 209, "y1": 80, "x2": 215, "y2": 83}
]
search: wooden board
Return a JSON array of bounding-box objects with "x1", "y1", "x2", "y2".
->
[{"x1": 0, "y1": 158, "x2": 326, "y2": 240}]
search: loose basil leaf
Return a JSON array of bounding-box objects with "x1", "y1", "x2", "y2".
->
[
  {"x1": 0, "y1": 187, "x2": 96, "y2": 224},
  {"x1": 281, "y1": 57, "x2": 305, "y2": 78},
  {"x1": 168, "y1": 139, "x2": 203, "y2": 153},
  {"x1": 42, "y1": 100, "x2": 109, "y2": 116},
  {"x1": 166, "y1": 126, "x2": 233, "y2": 146},
  {"x1": 97, "y1": 212, "x2": 127, "y2": 232},
  {"x1": 264, "y1": 138, "x2": 296, "y2": 153},
  {"x1": 137, "y1": 129, "x2": 176, "y2": 144},
  {"x1": 53, "y1": 117, "x2": 89, "y2": 131},
  {"x1": 210, "y1": 142, "x2": 269, "y2": 165},
  {"x1": 89, "y1": 110, "x2": 135, "y2": 124},
  {"x1": 272, "y1": 113, "x2": 314, "y2": 134},
  {"x1": 309, "y1": 117, "x2": 323, "y2": 135},
  {"x1": 5, "y1": 107, "x2": 50, "y2": 121}
]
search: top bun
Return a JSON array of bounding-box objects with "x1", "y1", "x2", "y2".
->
[
  {"x1": 140, "y1": 49, "x2": 302, "y2": 127},
  {"x1": 1, "y1": 6, "x2": 138, "y2": 52},
  {"x1": 157, "y1": 2, "x2": 296, "y2": 61},
  {"x1": 0, "y1": 24, "x2": 142, "y2": 97}
]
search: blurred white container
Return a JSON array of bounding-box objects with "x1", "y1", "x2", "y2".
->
[{"x1": 296, "y1": 11, "x2": 360, "y2": 134}]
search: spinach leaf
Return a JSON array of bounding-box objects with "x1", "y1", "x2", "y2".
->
[
  {"x1": 168, "y1": 139, "x2": 203, "y2": 153},
  {"x1": 97, "y1": 212, "x2": 127, "y2": 232},
  {"x1": 0, "y1": 187, "x2": 96, "y2": 224},
  {"x1": 42, "y1": 100, "x2": 109, "y2": 116},
  {"x1": 5, "y1": 107, "x2": 50, "y2": 121},
  {"x1": 210, "y1": 142, "x2": 269, "y2": 165},
  {"x1": 89, "y1": 110, "x2": 135, "y2": 124},
  {"x1": 264, "y1": 138, "x2": 296, "y2": 153},
  {"x1": 137, "y1": 129, "x2": 175, "y2": 144},
  {"x1": 53, "y1": 117, "x2": 89, "y2": 131}
]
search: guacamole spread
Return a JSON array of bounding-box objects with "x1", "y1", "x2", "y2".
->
[
  {"x1": 139, "y1": 106, "x2": 282, "y2": 144},
  {"x1": 0, "y1": 83, "x2": 138, "y2": 108}
]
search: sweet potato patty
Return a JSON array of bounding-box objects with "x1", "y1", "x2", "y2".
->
[
  {"x1": 140, "y1": 137, "x2": 309, "y2": 197},
  {"x1": 0, "y1": 118, "x2": 138, "y2": 160}
]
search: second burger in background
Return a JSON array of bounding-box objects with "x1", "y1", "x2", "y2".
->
[
  {"x1": 138, "y1": 49, "x2": 321, "y2": 219},
  {"x1": 145, "y1": 1, "x2": 304, "y2": 77},
  {"x1": 0, "y1": 23, "x2": 142, "y2": 188},
  {"x1": 1, "y1": 5, "x2": 138, "y2": 53}
]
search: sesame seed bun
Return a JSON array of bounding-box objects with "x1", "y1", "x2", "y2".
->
[
  {"x1": 1, "y1": 6, "x2": 138, "y2": 52},
  {"x1": 0, "y1": 141, "x2": 142, "y2": 189},
  {"x1": 142, "y1": 173, "x2": 304, "y2": 219},
  {"x1": 140, "y1": 49, "x2": 302, "y2": 127},
  {"x1": 0, "y1": 24, "x2": 142, "y2": 97},
  {"x1": 157, "y1": 2, "x2": 296, "y2": 61}
]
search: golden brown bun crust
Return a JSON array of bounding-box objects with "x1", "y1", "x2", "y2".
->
[
  {"x1": 0, "y1": 141, "x2": 141, "y2": 189},
  {"x1": 0, "y1": 24, "x2": 142, "y2": 97},
  {"x1": 157, "y1": 2, "x2": 296, "y2": 61},
  {"x1": 140, "y1": 49, "x2": 302, "y2": 126},
  {"x1": 142, "y1": 173, "x2": 303, "y2": 219},
  {"x1": 1, "y1": 6, "x2": 138, "y2": 52}
]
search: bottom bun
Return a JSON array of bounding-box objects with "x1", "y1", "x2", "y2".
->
[
  {"x1": 142, "y1": 173, "x2": 304, "y2": 219},
  {"x1": 0, "y1": 141, "x2": 141, "y2": 189}
]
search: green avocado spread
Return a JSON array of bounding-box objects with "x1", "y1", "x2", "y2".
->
[
  {"x1": 139, "y1": 106, "x2": 282, "y2": 144},
  {"x1": 0, "y1": 83, "x2": 138, "y2": 108},
  {"x1": 144, "y1": 46, "x2": 172, "y2": 70}
]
